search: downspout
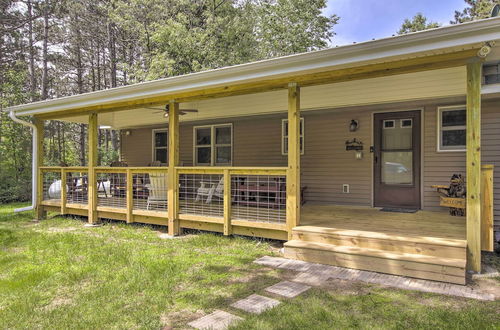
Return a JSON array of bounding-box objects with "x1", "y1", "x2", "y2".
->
[{"x1": 8, "y1": 111, "x2": 38, "y2": 213}]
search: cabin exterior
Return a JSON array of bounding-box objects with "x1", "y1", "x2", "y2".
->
[{"x1": 6, "y1": 18, "x2": 500, "y2": 285}]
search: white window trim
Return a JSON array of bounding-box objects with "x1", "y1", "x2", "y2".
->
[
  {"x1": 152, "y1": 128, "x2": 168, "y2": 163},
  {"x1": 437, "y1": 105, "x2": 466, "y2": 152},
  {"x1": 193, "y1": 123, "x2": 233, "y2": 166},
  {"x1": 282, "y1": 118, "x2": 305, "y2": 156}
]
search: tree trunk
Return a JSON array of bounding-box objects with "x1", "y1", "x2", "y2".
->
[
  {"x1": 108, "y1": 21, "x2": 117, "y2": 88},
  {"x1": 41, "y1": 4, "x2": 49, "y2": 100},
  {"x1": 27, "y1": 0, "x2": 36, "y2": 101}
]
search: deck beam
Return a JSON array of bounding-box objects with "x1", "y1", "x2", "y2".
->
[
  {"x1": 466, "y1": 60, "x2": 482, "y2": 273},
  {"x1": 88, "y1": 112, "x2": 99, "y2": 224},
  {"x1": 286, "y1": 82, "x2": 301, "y2": 239},
  {"x1": 168, "y1": 101, "x2": 180, "y2": 235}
]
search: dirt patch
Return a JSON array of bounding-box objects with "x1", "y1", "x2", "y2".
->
[
  {"x1": 46, "y1": 227, "x2": 79, "y2": 233},
  {"x1": 43, "y1": 296, "x2": 74, "y2": 312},
  {"x1": 161, "y1": 309, "x2": 205, "y2": 329}
]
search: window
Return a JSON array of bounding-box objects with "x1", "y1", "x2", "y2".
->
[
  {"x1": 194, "y1": 124, "x2": 232, "y2": 166},
  {"x1": 152, "y1": 129, "x2": 168, "y2": 164},
  {"x1": 437, "y1": 106, "x2": 466, "y2": 152},
  {"x1": 484, "y1": 63, "x2": 500, "y2": 85},
  {"x1": 282, "y1": 118, "x2": 305, "y2": 155}
]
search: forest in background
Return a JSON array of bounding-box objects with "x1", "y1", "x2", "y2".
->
[{"x1": 0, "y1": 0, "x2": 497, "y2": 203}]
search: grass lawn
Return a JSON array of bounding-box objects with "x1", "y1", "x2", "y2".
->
[{"x1": 0, "y1": 203, "x2": 499, "y2": 329}]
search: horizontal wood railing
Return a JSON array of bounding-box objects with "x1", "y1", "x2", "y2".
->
[
  {"x1": 175, "y1": 167, "x2": 288, "y2": 238},
  {"x1": 39, "y1": 166, "x2": 289, "y2": 239}
]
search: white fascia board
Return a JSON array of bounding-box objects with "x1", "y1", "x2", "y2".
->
[{"x1": 8, "y1": 17, "x2": 500, "y2": 116}]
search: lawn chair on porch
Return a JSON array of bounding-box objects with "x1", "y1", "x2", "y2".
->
[
  {"x1": 195, "y1": 177, "x2": 224, "y2": 204},
  {"x1": 146, "y1": 173, "x2": 168, "y2": 210}
]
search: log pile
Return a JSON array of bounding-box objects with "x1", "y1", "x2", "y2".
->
[{"x1": 433, "y1": 174, "x2": 466, "y2": 216}]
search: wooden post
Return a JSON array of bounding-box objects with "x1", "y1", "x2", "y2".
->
[
  {"x1": 126, "y1": 169, "x2": 133, "y2": 223},
  {"x1": 223, "y1": 169, "x2": 232, "y2": 235},
  {"x1": 481, "y1": 165, "x2": 494, "y2": 252},
  {"x1": 34, "y1": 117, "x2": 46, "y2": 220},
  {"x1": 286, "y1": 82, "x2": 300, "y2": 240},
  {"x1": 466, "y1": 61, "x2": 482, "y2": 273},
  {"x1": 61, "y1": 168, "x2": 67, "y2": 215},
  {"x1": 88, "y1": 112, "x2": 98, "y2": 224},
  {"x1": 167, "y1": 101, "x2": 180, "y2": 236}
]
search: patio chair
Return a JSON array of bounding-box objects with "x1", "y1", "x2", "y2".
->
[
  {"x1": 195, "y1": 177, "x2": 224, "y2": 204},
  {"x1": 146, "y1": 173, "x2": 168, "y2": 210}
]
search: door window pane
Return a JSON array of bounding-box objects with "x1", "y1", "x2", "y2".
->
[
  {"x1": 196, "y1": 147, "x2": 211, "y2": 164},
  {"x1": 196, "y1": 128, "x2": 211, "y2": 145},
  {"x1": 215, "y1": 126, "x2": 231, "y2": 144},
  {"x1": 216, "y1": 146, "x2": 231, "y2": 164},
  {"x1": 381, "y1": 151, "x2": 413, "y2": 185}
]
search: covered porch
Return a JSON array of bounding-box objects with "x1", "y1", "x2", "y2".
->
[{"x1": 11, "y1": 20, "x2": 500, "y2": 284}]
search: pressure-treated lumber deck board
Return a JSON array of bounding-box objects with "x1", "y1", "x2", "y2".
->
[
  {"x1": 292, "y1": 230, "x2": 466, "y2": 259},
  {"x1": 300, "y1": 204, "x2": 466, "y2": 240},
  {"x1": 284, "y1": 241, "x2": 466, "y2": 285}
]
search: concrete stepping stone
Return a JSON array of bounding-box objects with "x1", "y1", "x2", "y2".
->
[
  {"x1": 231, "y1": 294, "x2": 280, "y2": 314},
  {"x1": 293, "y1": 270, "x2": 331, "y2": 286},
  {"x1": 265, "y1": 281, "x2": 311, "y2": 298},
  {"x1": 188, "y1": 310, "x2": 243, "y2": 330}
]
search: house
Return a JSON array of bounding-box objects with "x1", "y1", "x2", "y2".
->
[{"x1": 6, "y1": 17, "x2": 500, "y2": 285}]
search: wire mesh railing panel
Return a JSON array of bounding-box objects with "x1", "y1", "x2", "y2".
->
[
  {"x1": 133, "y1": 172, "x2": 168, "y2": 212},
  {"x1": 66, "y1": 171, "x2": 88, "y2": 205},
  {"x1": 96, "y1": 172, "x2": 127, "y2": 209},
  {"x1": 231, "y1": 175, "x2": 286, "y2": 224},
  {"x1": 42, "y1": 171, "x2": 62, "y2": 202},
  {"x1": 179, "y1": 173, "x2": 224, "y2": 218}
]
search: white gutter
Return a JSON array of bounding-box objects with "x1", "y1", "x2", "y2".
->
[{"x1": 9, "y1": 111, "x2": 38, "y2": 213}]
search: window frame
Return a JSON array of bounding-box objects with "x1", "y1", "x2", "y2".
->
[
  {"x1": 193, "y1": 123, "x2": 233, "y2": 166},
  {"x1": 282, "y1": 118, "x2": 305, "y2": 156},
  {"x1": 437, "y1": 105, "x2": 466, "y2": 152},
  {"x1": 151, "y1": 128, "x2": 168, "y2": 164}
]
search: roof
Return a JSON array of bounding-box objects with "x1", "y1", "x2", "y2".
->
[{"x1": 6, "y1": 16, "x2": 500, "y2": 117}]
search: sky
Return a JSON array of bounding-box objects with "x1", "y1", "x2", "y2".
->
[{"x1": 323, "y1": 0, "x2": 468, "y2": 46}]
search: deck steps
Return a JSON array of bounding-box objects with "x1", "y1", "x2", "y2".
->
[{"x1": 284, "y1": 226, "x2": 467, "y2": 285}]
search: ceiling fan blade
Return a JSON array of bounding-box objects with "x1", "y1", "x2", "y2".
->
[{"x1": 180, "y1": 109, "x2": 198, "y2": 112}]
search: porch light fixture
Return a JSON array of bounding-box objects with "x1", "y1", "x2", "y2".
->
[
  {"x1": 349, "y1": 119, "x2": 359, "y2": 132},
  {"x1": 124, "y1": 130, "x2": 131, "y2": 136},
  {"x1": 355, "y1": 150, "x2": 363, "y2": 160}
]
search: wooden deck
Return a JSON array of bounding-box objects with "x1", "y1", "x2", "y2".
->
[
  {"x1": 300, "y1": 204, "x2": 466, "y2": 241},
  {"x1": 286, "y1": 204, "x2": 467, "y2": 284}
]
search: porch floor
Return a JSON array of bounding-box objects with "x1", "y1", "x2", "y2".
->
[{"x1": 299, "y1": 204, "x2": 466, "y2": 241}]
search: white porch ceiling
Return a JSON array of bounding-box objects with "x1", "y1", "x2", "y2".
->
[{"x1": 60, "y1": 66, "x2": 468, "y2": 129}]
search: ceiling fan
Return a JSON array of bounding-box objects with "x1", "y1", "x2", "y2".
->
[{"x1": 147, "y1": 104, "x2": 198, "y2": 118}]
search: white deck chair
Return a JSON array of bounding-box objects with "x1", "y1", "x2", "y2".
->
[
  {"x1": 146, "y1": 173, "x2": 168, "y2": 210},
  {"x1": 195, "y1": 177, "x2": 224, "y2": 204}
]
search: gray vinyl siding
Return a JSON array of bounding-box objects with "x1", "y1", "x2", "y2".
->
[{"x1": 121, "y1": 97, "x2": 500, "y2": 231}]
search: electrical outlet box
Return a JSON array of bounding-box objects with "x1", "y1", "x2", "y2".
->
[{"x1": 342, "y1": 184, "x2": 350, "y2": 194}]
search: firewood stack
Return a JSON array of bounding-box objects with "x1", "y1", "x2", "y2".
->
[{"x1": 435, "y1": 174, "x2": 466, "y2": 216}]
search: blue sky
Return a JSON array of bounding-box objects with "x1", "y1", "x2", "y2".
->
[{"x1": 323, "y1": 0, "x2": 468, "y2": 45}]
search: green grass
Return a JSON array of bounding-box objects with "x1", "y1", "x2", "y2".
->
[{"x1": 0, "y1": 203, "x2": 499, "y2": 329}]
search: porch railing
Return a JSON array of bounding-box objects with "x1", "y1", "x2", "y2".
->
[{"x1": 39, "y1": 166, "x2": 288, "y2": 238}]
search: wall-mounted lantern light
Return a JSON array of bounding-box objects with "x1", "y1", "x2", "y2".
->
[{"x1": 349, "y1": 119, "x2": 359, "y2": 132}]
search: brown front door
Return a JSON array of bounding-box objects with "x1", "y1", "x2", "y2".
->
[{"x1": 374, "y1": 111, "x2": 421, "y2": 209}]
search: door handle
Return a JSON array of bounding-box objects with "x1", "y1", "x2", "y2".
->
[{"x1": 374, "y1": 155, "x2": 378, "y2": 164}]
